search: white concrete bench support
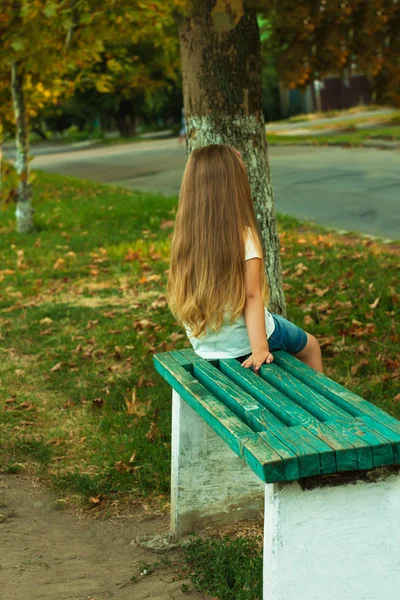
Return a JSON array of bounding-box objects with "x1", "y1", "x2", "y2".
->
[
  {"x1": 171, "y1": 390, "x2": 264, "y2": 537},
  {"x1": 263, "y1": 470, "x2": 400, "y2": 600}
]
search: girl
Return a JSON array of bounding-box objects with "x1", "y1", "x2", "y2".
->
[{"x1": 168, "y1": 144, "x2": 322, "y2": 374}]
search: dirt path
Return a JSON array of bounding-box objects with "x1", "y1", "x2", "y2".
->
[{"x1": 0, "y1": 475, "x2": 209, "y2": 600}]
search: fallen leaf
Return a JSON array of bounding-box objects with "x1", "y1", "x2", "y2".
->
[
  {"x1": 169, "y1": 332, "x2": 186, "y2": 342},
  {"x1": 316, "y1": 302, "x2": 330, "y2": 313},
  {"x1": 319, "y1": 336, "x2": 335, "y2": 348},
  {"x1": 16, "y1": 402, "x2": 35, "y2": 411},
  {"x1": 40, "y1": 317, "x2": 53, "y2": 325},
  {"x1": 303, "y1": 315, "x2": 315, "y2": 326},
  {"x1": 92, "y1": 398, "x2": 104, "y2": 408},
  {"x1": 114, "y1": 460, "x2": 135, "y2": 473},
  {"x1": 133, "y1": 318, "x2": 156, "y2": 331},
  {"x1": 124, "y1": 248, "x2": 142, "y2": 262},
  {"x1": 53, "y1": 258, "x2": 65, "y2": 271},
  {"x1": 114, "y1": 346, "x2": 123, "y2": 360},
  {"x1": 63, "y1": 399, "x2": 75, "y2": 409},
  {"x1": 160, "y1": 219, "x2": 175, "y2": 229},
  {"x1": 335, "y1": 300, "x2": 353, "y2": 309},
  {"x1": 47, "y1": 437, "x2": 63, "y2": 446},
  {"x1": 352, "y1": 319, "x2": 363, "y2": 326},
  {"x1": 50, "y1": 362, "x2": 62, "y2": 373},
  {"x1": 150, "y1": 295, "x2": 168, "y2": 310},
  {"x1": 369, "y1": 296, "x2": 380, "y2": 309},
  {"x1": 125, "y1": 388, "x2": 149, "y2": 417},
  {"x1": 292, "y1": 263, "x2": 309, "y2": 278},
  {"x1": 146, "y1": 420, "x2": 159, "y2": 442},
  {"x1": 138, "y1": 274, "x2": 161, "y2": 284},
  {"x1": 315, "y1": 287, "x2": 330, "y2": 298},
  {"x1": 351, "y1": 358, "x2": 369, "y2": 376},
  {"x1": 90, "y1": 495, "x2": 102, "y2": 505}
]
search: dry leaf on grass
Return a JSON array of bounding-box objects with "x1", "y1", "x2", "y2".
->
[
  {"x1": 160, "y1": 219, "x2": 175, "y2": 229},
  {"x1": 169, "y1": 332, "x2": 186, "y2": 342},
  {"x1": 53, "y1": 258, "x2": 65, "y2": 271},
  {"x1": 150, "y1": 295, "x2": 168, "y2": 310},
  {"x1": 16, "y1": 402, "x2": 36, "y2": 411},
  {"x1": 351, "y1": 358, "x2": 369, "y2": 375},
  {"x1": 133, "y1": 318, "x2": 156, "y2": 331},
  {"x1": 369, "y1": 296, "x2": 380, "y2": 309},
  {"x1": 315, "y1": 287, "x2": 330, "y2": 297},
  {"x1": 319, "y1": 336, "x2": 335, "y2": 348},
  {"x1": 40, "y1": 317, "x2": 53, "y2": 325},
  {"x1": 293, "y1": 263, "x2": 309, "y2": 277},
  {"x1": 138, "y1": 274, "x2": 161, "y2": 284},
  {"x1": 125, "y1": 389, "x2": 149, "y2": 418},
  {"x1": 92, "y1": 398, "x2": 104, "y2": 408},
  {"x1": 47, "y1": 437, "x2": 63, "y2": 446},
  {"x1": 114, "y1": 460, "x2": 136, "y2": 473},
  {"x1": 90, "y1": 494, "x2": 102, "y2": 505},
  {"x1": 146, "y1": 418, "x2": 159, "y2": 442},
  {"x1": 124, "y1": 248, "x2": 142, "y2": 262},
  {"x1": 50, "y1": 362, "x2": 63, "y2": 373}
]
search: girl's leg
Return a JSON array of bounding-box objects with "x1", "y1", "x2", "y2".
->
[{"x1": 295, "y1": 333, "x2": 323, "y2": 373}]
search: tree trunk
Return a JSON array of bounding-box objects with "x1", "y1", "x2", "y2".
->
[
  {"x1": 177, "y1": 0, "x2": 286, "y2": 315},
  {"x1": 11, "y1": 62, "x2": 34, "y2": 233},
  {"x1": 116, "y1": 100, "x2": 136, "y2": 137}
]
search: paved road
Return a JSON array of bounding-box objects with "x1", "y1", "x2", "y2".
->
[{"x1": 28, "y1": 138, "x2": 400, "y2": 240}]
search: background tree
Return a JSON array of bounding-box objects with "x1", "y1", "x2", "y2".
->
[
  {"x1": 176, "y1": 0, "x2": 286, "y2": 314},
  {"x1": 258, "y1": 0, "x2": 400, "y2": 106},
  {"x1": 73, "y1": 13, "x2": 180, "y2": 138},
  {"x1": 0, "y1": 0, "x2": 106, "y2": 232},
  {"x1": 0, "y1": 0, "x2": 179, "y2": 232}
]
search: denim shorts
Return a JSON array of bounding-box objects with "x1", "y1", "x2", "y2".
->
[
  {"x1": 268, "y1": 314, "x2": 308, "y2": 354},
  {"x1": 236, "y1": 314, "x2": 308, "y2": 362}
]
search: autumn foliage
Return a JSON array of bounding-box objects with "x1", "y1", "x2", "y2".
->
[{"x1": 259, "y1": 0, "x2": 400, "y2": 106}]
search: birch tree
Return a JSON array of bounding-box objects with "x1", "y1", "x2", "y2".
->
[
  {"x1": 0, "y1": 0, "x2": 180, "y2": 232},
  {"x1": 176, "y1": 0, "x2": 286, "y2": 314},
  {"x1": 0, "y1": 0, "x2": 82, "y2": 232}
]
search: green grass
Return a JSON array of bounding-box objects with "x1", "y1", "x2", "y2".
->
[
  {"x1": 0, "y1": 171, "x2": 399, "y2": 598},
  {"x1": 180, "y1": 534, "x2": 263, "y2": 600},
  {"x1": 269, "y1": 105, "x2": 391, "y2": 125},
  {"x1": 267, "y1": 126, "x2": 400, "y2": 147}
]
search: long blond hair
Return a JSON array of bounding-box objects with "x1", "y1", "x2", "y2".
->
[{"x1": 168, "y1": 144, "x2": 269, "y2": 337}]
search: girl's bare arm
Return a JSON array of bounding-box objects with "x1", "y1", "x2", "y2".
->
[{"x1": 242, "y1": 258, "x2": 273, "y2": 373}]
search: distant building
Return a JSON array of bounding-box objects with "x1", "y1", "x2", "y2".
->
[{"x1": 280, "y1": 74, "x2": 373, "y2": 117}]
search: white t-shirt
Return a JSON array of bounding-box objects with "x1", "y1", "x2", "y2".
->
[{"x1": 185, "y1": 230, "x2": 275, "y2": 359}]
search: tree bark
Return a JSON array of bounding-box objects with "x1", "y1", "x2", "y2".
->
[
  {"x1": 11, "y1": 62, "x2": 34, "y2": 233},
  {"x1": 177, "y1": 0, "x2": 286, "y2": 314},
  {"x1": 116, "y1": 100, "x2": 136, "y2": 137}
]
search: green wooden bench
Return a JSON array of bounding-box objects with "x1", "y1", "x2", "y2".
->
[{"x1": 154, "y1": 348, "x2": 400, "y2": 600}]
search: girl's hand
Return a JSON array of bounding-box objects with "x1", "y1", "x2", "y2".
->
[{"x1": 241, "y1": 350, "x2": 274, "y2": 374}]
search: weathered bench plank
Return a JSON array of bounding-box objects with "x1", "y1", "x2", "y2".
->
[
  {"x1": 155, "y1": 349, "x2": 400, "y2": 483},
  {"x1": 274, "y1": 352, "x2": 400, "y2": 434},
  {"x1": 155, "y1": 353, "x2": 290, "y2": 482},
  {"x1": 155, "y1": 349, "x2": 400, "y2": 600}
]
